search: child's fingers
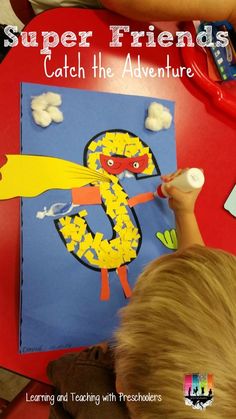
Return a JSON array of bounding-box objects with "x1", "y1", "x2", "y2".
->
[
  {"x1": 164, "y1": 185, "x2": 187, "y2": 200},
  {"x1": 164, "y1": 169, "x2": 185, "y2": 178},
  {"x1": 161, "y1": 168, "x2": 188, "y2": 182},
  {"x1": 165, "y1": 185, "x2": 202, "y2": 200}
]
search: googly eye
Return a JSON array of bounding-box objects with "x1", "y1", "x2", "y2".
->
[
  {"x1": 107, "y1": 159, "x2": 114, "y2": 167},
  {"x1": 133, "y1": 162, "x2": 140, "y2": 169}
]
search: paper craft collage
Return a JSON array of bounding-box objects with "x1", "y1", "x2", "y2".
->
[
  {"x1": 11, "y1": 82, "x2": 176, "y2": 353},
  {"x1": 0, "y1": 8, "x2": 235, "y2": 410}
]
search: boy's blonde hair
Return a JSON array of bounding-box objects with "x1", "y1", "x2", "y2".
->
[{"x1": 115, "y1": 245, "x2": 236, "y2": 418}]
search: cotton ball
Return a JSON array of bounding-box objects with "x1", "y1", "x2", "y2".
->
[
  {"x1": 32, "y1": 110, "x2": 52, "y2": 127},
  {"x1": 145, "y1": 117, "x2": 163, "y2": 132},
  {"x1": 47, "y1": 106, "x2": 64, "y2": 123},
  {"x1": 162, "y1": 110, "x2": 172, "y2": 129},
  {"x1": 146, "y1": 102, "x2": 172, "y2": 132},
  {"x1": 148, "y1": 102, "x2": 164, "y2": 118},
  {"x1": 31, "y1": 96, "x2": 48, "y2": 111},
  {"x1": 44, "y1": 92, "x2": 62, "y2": 106}
]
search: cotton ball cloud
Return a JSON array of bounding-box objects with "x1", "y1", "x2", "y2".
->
[
  {"x1": 47, "y1": 106, "x2": 64, "y2": 123},
  {"x1": 31, "y1": 96, "x2": 48, "y2": 111},
  {"x1": 145, "y1": 102, "x2": 172, "y2": 132},
  {"x1": 31, "y1": 92, "x2": 63, "y2": 128},
  {"x1": 44, "y1": 92, "x2": 62, "y2": 107},
  {"x1": 32, "y1": 110, "x2": 52, "y2": 128}
]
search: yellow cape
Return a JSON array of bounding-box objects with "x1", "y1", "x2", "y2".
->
[{"x1": 0, "y1": 155, "x2": 110, "y2": 200}]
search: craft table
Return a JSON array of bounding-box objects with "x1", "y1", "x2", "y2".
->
[{"x1": 0, "y1": 9, "x2": 235, "y2": 384}]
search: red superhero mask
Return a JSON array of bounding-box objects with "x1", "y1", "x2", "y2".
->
[{"x1": 100, "y1": 154, "x2": 149, "y2": 175}]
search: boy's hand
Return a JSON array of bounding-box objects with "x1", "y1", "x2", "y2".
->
[{"x1": 161, "y1": 169, "x2": 203, "y2": 214}]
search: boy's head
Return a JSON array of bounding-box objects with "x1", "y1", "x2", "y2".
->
[{"x1": 115, "y1": 245, "x2": 236, "y2": 418}]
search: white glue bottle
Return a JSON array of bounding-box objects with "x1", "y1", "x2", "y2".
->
[{"x1": 155, "y1": 168, "x2": 205, "y2": 198}]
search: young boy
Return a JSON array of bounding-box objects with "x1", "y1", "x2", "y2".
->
[
  {"x1": 2, "y1": 0, "x2": 236, "y2": 28},
  {"x1": 100, "y1": 0, "x2": 236, "y2": 30},
  {"x1": 47, "y1": 170, "x2": 236, "y2": 418}
]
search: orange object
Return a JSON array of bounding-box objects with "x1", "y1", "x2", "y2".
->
[
  {"x1": 128, "y1": 192, "x2": 154, "y2": 208},
  {"x1": 100, "y1": 269, "x2": 110, "y2": 301},
  {"x1": 72, "y1": 186, "x2": 101, "y2": 205},
  {"x1": 117, "y1": 265, "x2": 132, "y2": 298}
]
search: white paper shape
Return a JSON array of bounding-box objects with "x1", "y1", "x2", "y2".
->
[{"x1": 224, "y1": 185, "x2": 236, "y2": 217}]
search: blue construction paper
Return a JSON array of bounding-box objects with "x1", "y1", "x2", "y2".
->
[{"x1": 20, "y1": 82, "x2": 176, "y2": 353}]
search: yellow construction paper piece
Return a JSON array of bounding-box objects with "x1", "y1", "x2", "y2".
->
[
  {"x1": 100, "y1": 181, "x2": 110, "y2": 190},
  {"x1": 84, "y1": 250, "x2": 100, "y2": 266},
  {"x1": 74, "y1": 216, "x2": 85, "y2": 226},
  {"x1": 78, "y1": 241, "x2": 88, "y2": 252},
  {"x1": 103, "y1": 147, "x2": 114, "y2": 156},
  {"x1": 93, "y1": 232, "x2": 104, "y2": 248},
  {"x1": 102, "y1": 137, "x2": 115, "y2": 148},
  {"x1": 79, "y1": 210, "x2": 88, "y2": 218},
  {"x1": 59, "y1": 229, "x2": 70, "y2": 240},
  {"x1": 76, "y1": 247, "x2": 87, "y2": 258},
  {"x1": 106, "y1": 208, "x2": 116, "y2": 218},
  {"x1": 71, "y1": 232, "x2": 83, "y2": 242},
  {"x1": 88, "y1": 153, "x2": 99, "y2": 164},
  {"x1": 109, "y1": 249, "x2": 121, "y2": 259},
  {"x1": 110, "y1": 238, "x2": 121, "y2": 249},
  {"x1": 126, "y1": 249, "x2": 137, "y2": 259},
  {"x1": 66, "y1": 241, "x2": 76, "y2": 252},
  {"x1": 116, "y1": 143, "x2": 125, "y2": 155},
  {"x1": 59, "y1": 216, "x2": 72, "y2": 226},
  {"x1": 87, "y1": 155, "x2": 99, "y2": 171},
  {"x1": 112, "y1": 183, "x2": 126, "y2": 196},
  {"x1": 114, "y1": 206, "x2": 127, "y2": 216},
  {"x1": 140, "y1": 147, "x2": 150, "y2": 155},
  {"x1": 122, "y1": 241, "x2": 132, "y2": 251},
  {"x1": 100, "y1": 240, "x2": 111, "y2": 252},
  {"x1": 124, "y1": 218, "x2": 134, "y2": 228},
  {"x1": 104, "y1": 132, "x2": 116, "y2": 140},
  {"x1": 83, "y1": 233, "x2": 93, "y2": 247},
  {"x1": 124, "y1": 230, "x2": 135, "y2": 241},
  {"x1": 88, "y1": 153, "x2": 100, "y2": 171},
  {"x1": 122, "y1": 214, "x2": 132, "y2": 222},
  {"x1": 108, "y1": 201, "x2": 119, "y2": 212},
  {"x1": 59, "y1": 217, "x2": 67, "y2": 226},
  {"x1": 119, "y1": 193, "x2": 128, "y2": 203},
  {"x1": 60, "y1": 226, "x2": 72, "y2": 238},
  {"x1": 113, "y1": 224, "x2": 122, "y2": 233},
  {"x1": 115, "y1": 218, "x2": 125, "y2": 229},
  {"x1": 0, "y1": 155, "x2": 111, "y2": 200},
  {"x1": 88, "y1": 142, "x2": 98, "y2": 152},
  {"x1": 60, "y1": 217, "x2": 86, "y2": 240},
  {"x1": 128, "y1": 136, "x2": 140, "y2": 145},
  {"x1": 143, "y1": 164, "x2": 155, "y2": 175},
  {"x1": 118, "y1": 230, "x2": 127, "y2": 239},
  {"x1": 102, "y1": 190, "x2": 114, "y2": 202}
]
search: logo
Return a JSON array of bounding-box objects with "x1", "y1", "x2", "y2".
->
[{"x1": 184, "y1": 374, "x2": 214, "y2": 410}]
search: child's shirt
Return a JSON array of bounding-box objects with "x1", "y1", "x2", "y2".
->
[
  {"x1": 29, "y1": 0, "x2": 103, "y2": 14},
  {"x1": 47, "y1": 346, "x2": 129, "y2": 418}
]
